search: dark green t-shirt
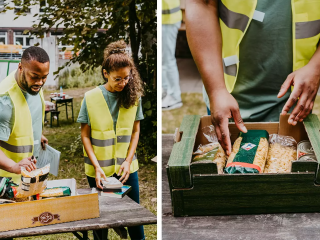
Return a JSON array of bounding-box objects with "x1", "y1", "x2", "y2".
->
[{"x1": 231, "y1": 0, "x2": 293, "y2": 122}]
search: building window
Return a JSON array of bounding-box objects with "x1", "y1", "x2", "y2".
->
[
  {"x1": 14, "y1": 0, "x2": 31, "y2": 13},
  {"x1": 14, "y1": 32, "x2": 34, "y2": 48},
  {"x1": 39, "y1": 0, "x2": 46, "y2": 12},
  {"x1": 0, "y1": 32, "x2": 7, "y2": 45}
]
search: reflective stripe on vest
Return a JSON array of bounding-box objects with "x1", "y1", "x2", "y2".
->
[
  {"x1": 219, "y1": 0, "x2": 320, "y2": 93},
  {"x1": 162, "y1": 0, "x2": 182, "y2": 24},
  {"x1": 0, "y1": 70, "x2": 45, "y2": 183},
  {"x1": 83, "y1": 87, "x2": 139, "y2": 178}
]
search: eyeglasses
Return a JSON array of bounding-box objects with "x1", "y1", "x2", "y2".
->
[{"x1": 110, "y1": 73, "x2": 132, "y2": 83}]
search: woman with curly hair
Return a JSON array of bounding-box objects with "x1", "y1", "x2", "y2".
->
[{"x1": 77, "y1": 40, "x2": 145, "y2": 240}]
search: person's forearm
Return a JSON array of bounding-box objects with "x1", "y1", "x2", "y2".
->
[
  {"x1": 81, "y1": 124, "x2": 100, "y2": 169},
  {"x1": 307, "y1": 45, "x2": 320, "y2": 73},
  {"x1": 0, "y1": 147, "x2": 16, "y2": 173},
  {"x1": 126, "y1": 122, "x2": 140, "y2": 163},
  {"x1": 126, "y1": 132, "x2": 139, "y2": 163},
  {"x1": 186, "y1": 0, "x2": 226, "y2": 99}
]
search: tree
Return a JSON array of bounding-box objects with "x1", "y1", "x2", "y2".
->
[{"x1": 1, "y1": 0, "x2": 157, "y2": 162}]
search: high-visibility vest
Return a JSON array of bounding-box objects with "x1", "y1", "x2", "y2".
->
[
  {"x1": 220, "y1": 0, "x2": 320, "y2": 93},
  {"x1": 0, "y1": 71, "x2": 45, "y2": 183},
  {"x1": 83, "y1": 87, "x2": 139, "y2": 178},
  {"x1": 162, "y1": 0, "x2": 182, "y2": 25}
]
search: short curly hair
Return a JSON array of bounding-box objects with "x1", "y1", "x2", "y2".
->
[
  {"x1": 102, "y1": 40, "x2": 144, "y2": 109},
  {"x1": 21, "y1": 46, "x2": 50, "y2": 64}
]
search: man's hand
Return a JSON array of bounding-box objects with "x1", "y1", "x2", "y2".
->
[
  {"x1": 210, "y1": 89, "x2": 247, "y2": 155},
  {"x1": 9, "y1": 157, "x2": 37, "y2": 174},
  {"x1": 95, "y1": 166, "x2": 107, "y2": 190},
  {"x1": 118, "y1": 160, "x2": 131, "y2": 184},
  {"x1": 41, "y1": 135, "x2": 48, "y2": 150},
  {"x1": 278, "y1": 63, "x2": 320, "y2": 125}
]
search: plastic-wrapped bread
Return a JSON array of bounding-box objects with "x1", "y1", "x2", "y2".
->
[
  {"x1": 225, "y1": 130, "x2": 269, "y2": 174},
  {"x1": 192, "y1": 143, "x2": 227, "y2": 174},
  {"x1": 264, "y1": 134, "x2": 297, "y2": 173}
]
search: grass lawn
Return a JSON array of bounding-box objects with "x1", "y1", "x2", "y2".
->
[
  {"x1": 162, "y1": 92, "x2": 320, "y2": 134},
  {"x1": 20, "y1": 86, "x2": 157, "y2": 240}
]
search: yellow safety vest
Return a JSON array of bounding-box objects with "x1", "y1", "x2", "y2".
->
[
  {"x1": 162, "y1": 0, "x2": 182, "y2": 25},
  {"x1": 83, "y1": 87, "x2": 139, "y2": 178},
  {"x1": 0, "y1": 71, "x2": 45, "y2": 183},
  {"x1": 220, "y1": 0, "x2": 320, "y2": 93}
]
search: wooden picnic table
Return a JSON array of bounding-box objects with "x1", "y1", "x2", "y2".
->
[
  {"x1": 50, "y1": 96, "x2": 74, "y2": 122},
  {"x1": 0, "y1": 189, "x2": 156, "y2": 240},
  {"x1": 162, "y1": 134, "x2": 320, "y2": 240}
]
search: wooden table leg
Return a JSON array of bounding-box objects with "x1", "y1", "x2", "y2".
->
[
  {"x1": 65, "y1": 102, "x2": 68, "y2": 120},
  {"x1": 50, "y1": 112, "x2": 53, "y2": 128},
  {"x1": 72, "y1": 231, "x2": 89, "y2": 240},
  {"x1": 72, "y1": 100, "x2": 74, "y2": 122},
  {"x1": 113, "y1": 227, "x2": 128, "y2": 239}
]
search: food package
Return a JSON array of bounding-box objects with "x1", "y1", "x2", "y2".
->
[
  {"x1": 0, "y1": 177, "x2": 18, "y2": 200},
  {"x1": 15, "y1": 164, "x2": 50, "y2": 199},
  {"x1": 45, "y1": 101, "x2": 55, "y2": 111},
  {"x1": 40, "y1": 187, "x2": 71, "y2": 198},
  {"x1": 192, "y1": 125, "x2": 227, "y2": 174},
  {"x1": 225, "y1": 130, "x2": 269, "y2": 174},
  {"x1": 264, "y1": 134, "x2": 297, "y2": 173}
]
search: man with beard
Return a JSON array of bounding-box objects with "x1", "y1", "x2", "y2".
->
[{"x1": 0, "y1": 46, "x2": 50, "y2": 183}]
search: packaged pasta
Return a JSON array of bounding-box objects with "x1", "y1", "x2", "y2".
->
[
  {"x1": 40, "y1": 187, "x2": 71, "y2": 198},
  {"x1": 192, "y1": 125, "x2": 227, "y2": 174},
  {"x1": 264, "y1": 134, "x2": 297, "y2": 173},
  {"x1": 15, "y1": 164, "x2": 50, "y2": 199},
  {"x1": 225, "y1": 130, "x2": 269, "y2": 174}
]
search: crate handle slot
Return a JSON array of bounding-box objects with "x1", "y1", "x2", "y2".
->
[{"x1": 173, "y1": 128, "x2": 183, "y2": 143}]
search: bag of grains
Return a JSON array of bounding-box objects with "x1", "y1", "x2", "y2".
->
[
  {"x1": 15, "y1": 164, "x2": 50, "y2": 199},
  {"x1": 225, "y1": 130, "x2": 269, "y2": 174},
  {"x1": 264, "y1": 134, "x2": 297, "y2": 173}
]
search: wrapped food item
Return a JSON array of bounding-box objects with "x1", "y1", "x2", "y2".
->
[
  {"x1": 15, "y1": 164, "x2": 50, "y2": 199},
  {"x1": 40, "y1": 187, "x2": 71, "y2": 198},
  {"x1": 193, "y1": 142, "x2": 220, "y2": 155},
  {"x1": 0, "y1": 177, "x2": 18, "y2": 199},
  {"x1": 193, "y1": 144, "x2": 227, "y2": 174},
  {"x1": 264, "y1": 134, "x2": 297, "y2": 173},
  {"x1": 192, "y1": 125, "x2": 227, "y2": 174},
  {"x1": 225, "y1": 130, "x2": 269, "y2": 174}
]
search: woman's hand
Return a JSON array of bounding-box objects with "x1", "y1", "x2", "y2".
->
[
  {"x1": 278, "y1": 63, "x2": 320, "y2": 125},
  {"x1": 118, "y1": 160, "x2": 131, "y2": 184},
  {"x1": 95, "y1": 167, "x2": 107, "y2": 189}
]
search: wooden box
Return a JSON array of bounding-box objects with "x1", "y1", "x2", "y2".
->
[
  {"x1": 0, "y1": 179, "x2": 99, "y2": 232},
  {"x1": 167, "y1": 114, "x2": 320, "y2": 216}
]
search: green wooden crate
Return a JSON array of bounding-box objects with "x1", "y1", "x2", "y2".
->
[{"x1": 167, "y1": 114, "x2": 320, "y2": 216}]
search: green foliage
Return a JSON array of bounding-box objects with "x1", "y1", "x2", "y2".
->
[
  {"x1": 59, "y1": 66, "x2": 104, "y2": 89},
  {"x1": 1, "y1": 0, "x2": 157, "y2": 162}
]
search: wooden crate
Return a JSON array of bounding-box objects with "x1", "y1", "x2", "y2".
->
[
  {"x1": 0, "y1": 179, "x2": 99, "y2": 232},
  {"x1": 167, "y1": 114, "x2": 320, "y2": 216}
]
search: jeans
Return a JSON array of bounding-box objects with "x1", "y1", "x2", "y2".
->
[
  {"x1": 87, "y1": 171, "x2": 145, "y2": 240},
  {"x1": 162, "y1": 22, "x2": 182, "y2": 102}
]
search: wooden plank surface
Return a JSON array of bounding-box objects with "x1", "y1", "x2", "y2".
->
[
  {"x1": 168, "y1": 115, "x2": 201, "y2": 189},
  {"x1": 162, "y1": 134, "x2": 320, "y2": 240},
  {"x1": 0, "y1": 189, "x2": 156, "y2": 239}
]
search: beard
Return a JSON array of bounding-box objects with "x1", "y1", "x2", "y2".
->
[{"x1": 20, "y1": 71, "x2": 42, "y2": 96}]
